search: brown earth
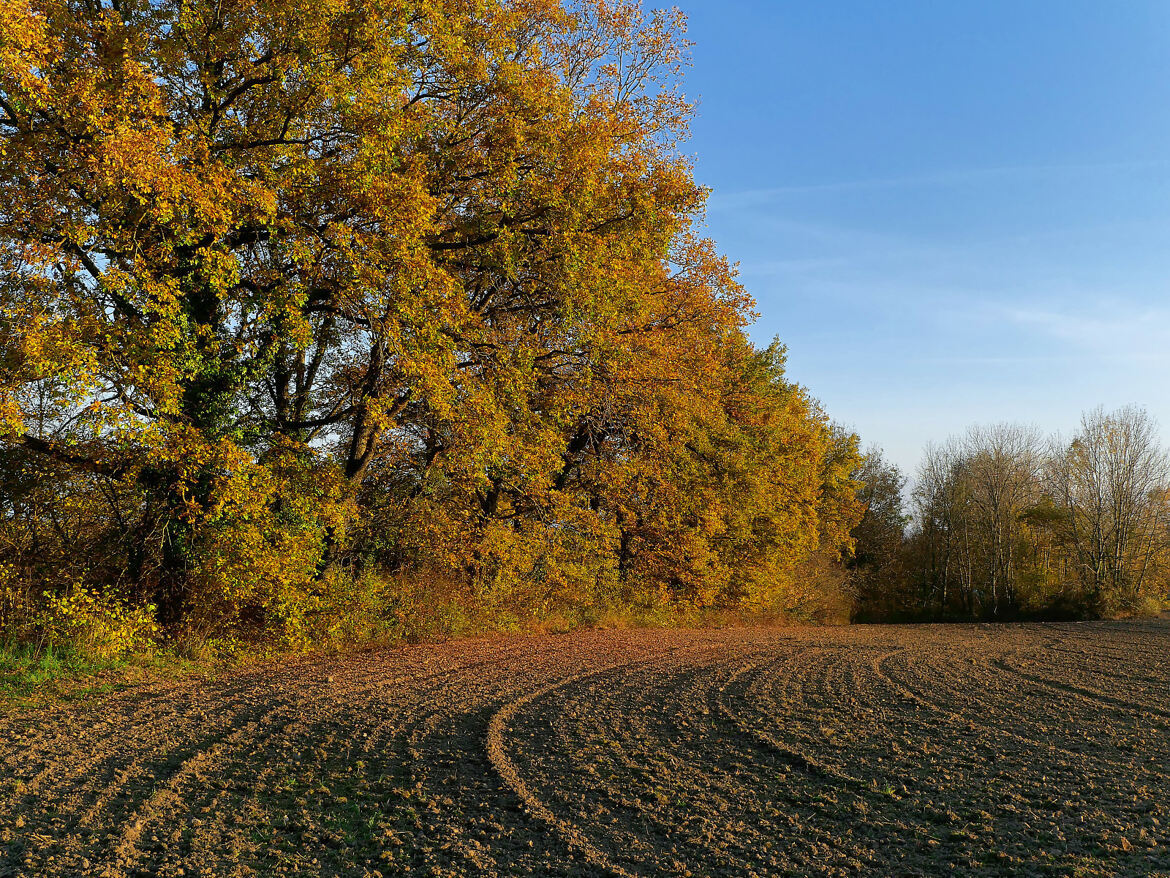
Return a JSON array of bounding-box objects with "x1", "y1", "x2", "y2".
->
[{"x1": 2, "y1": 619, "x2": 1169, "y2": 877}]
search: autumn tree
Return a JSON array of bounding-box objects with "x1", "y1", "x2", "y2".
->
[
  {"x1": 580, "y1": 338, "x2": 863, "y2": 617},
  {"x1": 0, "y1": 0, "x2": 865, "y2": 643}
]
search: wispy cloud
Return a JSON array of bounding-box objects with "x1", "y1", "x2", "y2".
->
[
  {"x1": 706, "y1": 159, "x2": 1170, "y2": 213},
  {"x1": 997, "y1": 302, "x2": 1170, "y2": 360}
]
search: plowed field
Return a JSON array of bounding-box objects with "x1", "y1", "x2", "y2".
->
[{"x1": 2, "y1": 619, "x2": 1168, "y2": 877}]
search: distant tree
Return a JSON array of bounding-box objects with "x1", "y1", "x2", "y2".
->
[
  {"x1": 849, "y1": 447, "x2": 909, "y2": 621},
  {"x1": 910, "y1": 425, "x2": 1051, "y2": 619},
  {"x1": 910, "y1": 438, "x2": 972, "y2": 616},
  {"x1": 962, "y1": 424, "x2": 1044, "y2": 615},
  {"x1": 1046, "y1": 406, "x2": 1170, "y2": 615},
  {"x1": 901, "y1": 410, "x2": 1170, "y2": 622}
]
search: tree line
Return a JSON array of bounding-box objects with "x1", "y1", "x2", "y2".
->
[
  {"x1": 0, "y1": 0, "x2": 865, "y2": 653},
  {"x1": 853, "y1": 406, "x2": 1170, "y2": 622}
]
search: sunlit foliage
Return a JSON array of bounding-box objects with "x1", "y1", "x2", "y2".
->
[{"x1": 0, "y1": 0, "x2": 864, "y2": 648}]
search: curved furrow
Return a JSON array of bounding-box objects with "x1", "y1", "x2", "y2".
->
[
  {"x1": 1008, "y1": 649, "x2": 1170, "y2": 717},
  {"x1": 887, "y1": 641, "x2": 1170, "y2": 761},
  {"x1": 20, "y1": 676, "x2": 372, "y2": 875},
  {"x1": 482, "y1": 636, "x2": 764, "y2": 876},
  {"x1": 494, "y1": 638, "x2": 887, "y2": 876},
  {"x1": 722, "y1": 647, "x2": 973, "y2": 807},
  {"x1": 0, "y1": 680, "x2": 292, "y2": 876},
  {"x1": 567, "y1": 646, "x2": 834, "y2": 873},
  {"x1": 727, "y1": 638, "x2": 1169, "y2": 874},
  {"x1": 879, "y1": 639, "x2": 1170, "y2": 861},
  {"x1": 1, "y1": 676, "x2": 255, "y2": 808},
  {"x1": 306, "y1": 630, "x2": 698, "y2": 877},
  {"x1": 714, "y1": 653, "x2": 868, "y2": 788},
  {"x1": 868, "y1": 646, "x2": 1147, "y2": 763},
  {"x1": 115, "y1": 642, "x2": 543, "y2": 878},
  {"x1": 5, "y1": 640, "x2": 538, "y2": 878},
  {"x1": 712, "y1": 643, "x2": 1010, "y2": 872},
  {"x1": 375, "y1": 641, "x2": 590, "y2": 877},
  {"x1": 1041, "y1": 642, "x2": 1165, "y2": 683},
  {"x1": 487, "y1": 641, "x2": 770, "y2": 875},
  {"x1": 883, "y1": 642, "x2": 1168, "y2": 765},
  {"x1": 486, "y1": 661, "x2": 647, "y2": 877},
  {"x1": 991, "y1": 657, "x2": 1170, "y2": 721},
  {"x1": 101, "y1": 701, "x2": 308, "y2": 875}
]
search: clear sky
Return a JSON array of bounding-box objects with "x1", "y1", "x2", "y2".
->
[{"x1": 679, "y1": 0, "x2": 1170, "y2": 477}]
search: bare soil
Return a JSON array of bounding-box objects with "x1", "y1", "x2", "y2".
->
[{"x1": 2, "y1": 619, "x2": 1168, "y2": 877}]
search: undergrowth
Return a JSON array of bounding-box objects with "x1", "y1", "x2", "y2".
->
[{"x1": 0, "y1": 573, "x2": 841, "y2": 708}]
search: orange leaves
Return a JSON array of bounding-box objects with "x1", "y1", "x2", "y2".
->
[{"x1": 589, "y1": 335, "x2": 864, "y2": 612}]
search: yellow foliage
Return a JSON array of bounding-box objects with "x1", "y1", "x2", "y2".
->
[
  {"x1": 37, "y1": 586, "x2": 158, "y2": 659},
  {"x1": 0, "y1": 0, "x2": 868, "y2": 644}
]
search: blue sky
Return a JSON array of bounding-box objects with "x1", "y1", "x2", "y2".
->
[{"x1": 679, "y1": 0, "x2": 1170, "y2": 476}]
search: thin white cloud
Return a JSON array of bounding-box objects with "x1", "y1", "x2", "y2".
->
[
  {"x1": 707, "y1": 158, "x2": 1170, "y2": 213},
  {"x1": 998, "y1": 302, "x2": 1170, "y2": 359}
]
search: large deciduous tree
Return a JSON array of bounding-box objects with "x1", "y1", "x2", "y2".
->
[{"x1": 1, "y1": 0, "x2": 863, "y2": 637}]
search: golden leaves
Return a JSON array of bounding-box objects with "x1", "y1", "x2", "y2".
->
[{"x1": 0, "y1": 0, "x2": 865, "y2": 637}]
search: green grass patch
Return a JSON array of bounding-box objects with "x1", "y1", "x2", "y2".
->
[{"x1": 0, "y1": 640, "x2": 197, "y2": 708}]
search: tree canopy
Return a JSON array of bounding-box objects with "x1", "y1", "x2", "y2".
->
[{"x1": 0, "y1": 0, "x2": 864, "y2": 644}]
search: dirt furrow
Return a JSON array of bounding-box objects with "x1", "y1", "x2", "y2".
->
[{"x1": 3, "y1": 621, "x2": 1168, "y2": 877}]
